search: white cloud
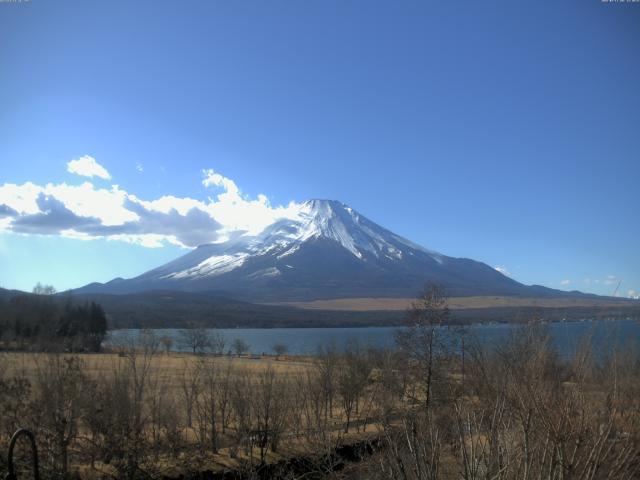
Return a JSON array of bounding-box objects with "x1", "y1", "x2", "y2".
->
[
  {"x1": 604, "y1": 274, "x2": 618, "y2": 285},
  {"x1": 107, "y1": 233, "x2": 179, "y2": 248},
  {"x1": 0, "y1": 159, "x2": 303, "y2": 248},
  {"x1": 494, "y1": 266, "x2": 510, "y2": 276},
  {"x1": 202, "y1": 169, "x2": 240, "y2": 197},
  {"x1": 0, "y1": 182, "x2": 137, "y2": 226},
  {"x1": 560, "y1": 279, "x2": 571, "y2": 286},
  {"x1": 67, "y1": 155, "x2": 112, "y2": 180},
  {"x1": 136, "y1": 163, "x2": 144, "y2": 173},
  {"x1": 201, "y1": 168, "x2": 300, "y2": 236}
]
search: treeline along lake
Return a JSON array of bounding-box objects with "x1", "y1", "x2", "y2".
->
[{"x1": 106, "y1": 318, "x2": 640, "y2": 356}]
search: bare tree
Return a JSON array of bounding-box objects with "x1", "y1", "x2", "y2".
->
[
  {"x1": 159, "y1": 336, "x2": 173, "y2": 355},
  {"x1": 251, "y1": 367, "x2": 289, "y2": 463},
  {"x1": 0, "y1": 356, "x2": 32, "y2": 459},
  {"x1": 210, "y1": 331, "x2": 226, "y2": 355},
  {"x1": 180, "y1": 328, "x2": 211, "y2": 355},
  {"x1": 272, "y1": 342, "x2": 288, "y2": 357},
  {"x1": 31, "y1": 354, "x2": 86, "y2": 476},
  {"x1": 232, "y1": 338, "x2": 250, "y2": 356},
  {"x1": 396, "y1": 283, "x2": 452, "y2": 411},
  {"x1": 378, "y1": 409, "x2": 442, "y2": 480},
  {"x1": 337, "y1": 342, "x2": 371, "y2": 433},
  {"x1": 229, "y1": 369, "x2": 253, "y2": 459},
  {"x1": 179, "y1": 358, "x2": 202, "y2": 429},
  {"x1": 317, "y1": 342, "x2": 338, "y2": 424},
  {"x1": 32, "y1": 282, "x2": 57, "y2": 295},
  {"x1": 218, "y1": 360, "x2": 235, "y2": 435},
  {"x1": 100, "y1": 329, "x2": 158, "y2": 479},
  {"x1": 193, "y1": 356, "x2": 224, "y2": 453}
]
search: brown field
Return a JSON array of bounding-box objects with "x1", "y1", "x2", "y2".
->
[
  {"x1": 0, "y1": 350, "x2": 375, "y2": 478},
  {"x1": 268, "y1": 295, "x2": 635, "y2": 311},
  {"x1": 2, "y1": 327, "x2": 639, "y2": 480},
  {"x1": 0, "y1": 350, "x2": 314, "y2": 385}
]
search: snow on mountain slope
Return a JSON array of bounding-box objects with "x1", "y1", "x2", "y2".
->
[
  {"x1": 73, "y1": 199, "x2": 561, "y2": 301},
  {"x1": 283, "y1": 199, "x2": 444, "y2": 262},
  {"x1": 163, "y1": 253, "x2": 251, "y2": 279},
  {"x1": 157, "y1": 199, "x2": 443, "y2": 281}
]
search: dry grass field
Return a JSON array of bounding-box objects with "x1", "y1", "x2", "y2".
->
[
  {"x1": 1, "y1": 350, "x2": 314, "y2": 383},
  {"x1": 2, "y1": 319, "x2": 639, "y2": 479},
  {"x1": 270, "y1": 295, "x2": 636, "y2": 311},
  {"x1": 0, "y1": 348, "x2": 383, "y2": 479}
]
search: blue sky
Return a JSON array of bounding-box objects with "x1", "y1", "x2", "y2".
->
[{"x1": 0, "y1": 0, "x2": 638, "y2": 297}]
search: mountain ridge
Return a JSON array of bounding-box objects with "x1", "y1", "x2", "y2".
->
[
  {"x1": 72, "y1": 199, "x2": 607, "y2": 302},
  {"x1": 2, "y1": 287, "x2": 636, "y2": 329}
]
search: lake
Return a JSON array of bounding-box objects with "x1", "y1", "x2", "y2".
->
[{"x1": 106, "y1": 318, "x2": 640, "y2": 356}]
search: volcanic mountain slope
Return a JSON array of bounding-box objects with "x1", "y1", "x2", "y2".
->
[{"x1": 75, "y1": 199, "x2": 592, "y2": 302}]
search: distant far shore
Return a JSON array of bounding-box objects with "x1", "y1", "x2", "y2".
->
[{"x1": 266, "y1": 295, "x2": 639, "y2": 311}]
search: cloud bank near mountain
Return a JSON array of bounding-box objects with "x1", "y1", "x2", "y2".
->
[{"x1": 0, "y1": 157, "x2": 300, "y2": 248}]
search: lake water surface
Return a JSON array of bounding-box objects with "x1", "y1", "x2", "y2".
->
[{"x1": 107, "y1": 318, "x2": 640, "y2": 356}]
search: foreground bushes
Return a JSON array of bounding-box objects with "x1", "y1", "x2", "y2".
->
[
  {"x1": 0, "y1": 325, "x2": 639, "y2": 479},
  {"x1": 369, "y1": 326, "x2": 640, "y2": 480}
]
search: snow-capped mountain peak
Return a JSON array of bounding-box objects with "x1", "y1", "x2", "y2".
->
[
  {"x1": 270, "y1": 198, "x2": 442, "y2": 262},
  {"x1": 146, "y1": 199, "x2": 443, "y2": 281},
  {"x1": 75, "y1": 199, "x2": 529, "y2": 301}
]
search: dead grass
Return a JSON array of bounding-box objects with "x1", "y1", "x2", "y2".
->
[
  {"x1": 267, "y1": 295, "x2": 636, "y2": 311},
  {"x1": 0, "y1": 351, "x2": 314, "y2": 390}
]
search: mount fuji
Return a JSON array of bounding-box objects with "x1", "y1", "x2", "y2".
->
[{"x1": 74, "y1": 199, "x2": 583, "y2": 302}]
